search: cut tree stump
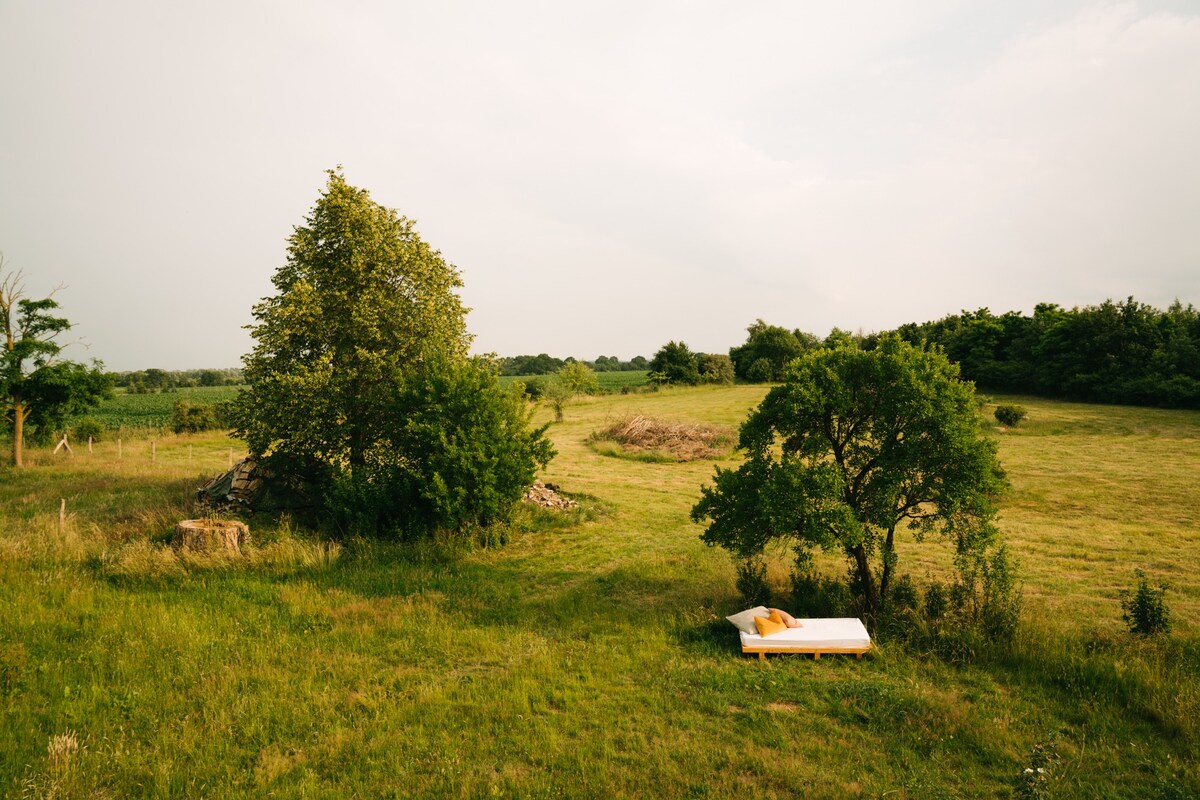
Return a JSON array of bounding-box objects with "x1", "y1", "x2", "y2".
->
[{"x1": 173, "y1": 519, "x2": 248, "y2": 552}]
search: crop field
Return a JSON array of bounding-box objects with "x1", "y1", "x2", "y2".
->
[
  {"x1": 1, "y1": 387, "x2": 1197, "y2": 798},
  {"x1": 87, "y1": 386, "x2": 244, "y2": 432},
  {"x1": 499, "y1": 370, "x2": 650, "y2": 392}
]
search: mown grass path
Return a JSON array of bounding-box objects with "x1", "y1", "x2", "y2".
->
[{"x1": 1, "y1": 388, "x2": 1196, "y2": 797}]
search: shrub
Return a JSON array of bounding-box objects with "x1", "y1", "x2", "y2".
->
[
  {"x1": 745, "y1": 357, "x2": 774, "y2": 384},
  {"x1": 71, "y1": 417, "x2": 105, "y2": 444},
  {"x1": 696, "y1": 353, "x2": 735, "y2": 385},
  {"x1": 520, "y1": 378, "x2": 544, "y2": 400},
  {"x1": 171, "y1": 399, "x2": 228, "y2": 434},
  {"x1": 648, "y1": 341, "x2": 700, "y2": 385},
  {"x1": 789, "y1": 567, "x2": 851, "y2": 618},
  {"x1": 1119, "y1": 569, "x2": 1171, "y2": 636},
  {"x1": 325, "y1": 356, "x2": 555, "y2": 539},
  {"x1": 735, "y1": 555, "x2": 771, "y2": 607},
  {"x1": 995, "y1": 404, "x2": 1027, "y2": 427}
]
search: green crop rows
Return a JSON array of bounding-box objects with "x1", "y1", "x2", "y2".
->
[{"x1": 86, "y1": 386, "x2": 243, "y2": 431}]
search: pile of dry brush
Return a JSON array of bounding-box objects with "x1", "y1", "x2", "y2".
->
[{"x1": 594, "y1": 415, "x2": 736, "y2": 461}]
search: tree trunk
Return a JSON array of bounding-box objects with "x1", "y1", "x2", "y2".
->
[
  {"x1": 850, "y1": 543, "x2": 880, "y2": 619},
  {"x1": 880, "y1": 526, "x2": 897, "y2": 602},
  {"x1": 12, "y1": 400, "x2": 25, "y2": 468},
  {"x1": 172, "y1": 519, "x2": 248, "y2": 552}
]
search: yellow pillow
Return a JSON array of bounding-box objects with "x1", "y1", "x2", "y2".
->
[
  {"x1": 754, "y1": 615, "x2": 787, "y2": 637},
  {"x1": 768, "y1": 609, "x2": 784, "y2": 626}
]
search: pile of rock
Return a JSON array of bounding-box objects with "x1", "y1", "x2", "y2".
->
[{"x1": 523, "y1": 480, "x2": 578, "y2": 511}]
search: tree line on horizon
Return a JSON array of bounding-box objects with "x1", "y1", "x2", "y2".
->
[{"x1": 645, "y1": 299, "x2": 1200, "y2": 409}]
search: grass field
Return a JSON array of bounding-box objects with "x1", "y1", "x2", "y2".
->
[{"x1": 1, "y1": 387, "x2": 1197, "y2": 797}]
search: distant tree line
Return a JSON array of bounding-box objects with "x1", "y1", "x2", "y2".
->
[
  {"x1": 498, "y1": 354, "x2": 647, "y2": 376},
  {"x1": 111, "y1": 368, "x2": 243, "y2": 392},
  {"x1": 888, "y1": 298, "x2": 1200, "y2": 408},
  {"x1": 654, "y1": 299, "x2": 1200, "y2": 409}
]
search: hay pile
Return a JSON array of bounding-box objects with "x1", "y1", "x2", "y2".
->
[{"x1": 595, "y1": 415, "x2": 736, "y2": 461}]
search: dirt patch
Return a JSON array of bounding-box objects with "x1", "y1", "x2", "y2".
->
[{"x1": 590, "y1": 415, "x2": 736, "y2": 462}]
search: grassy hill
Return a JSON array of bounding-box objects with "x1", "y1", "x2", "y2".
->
[{"x1": 1, "y1": 387, "x2": 1196, "y2": 797}]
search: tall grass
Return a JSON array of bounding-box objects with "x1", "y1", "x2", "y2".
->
[{"x1": 1, "y1": 391, "x2": 1197, "y2": 797}]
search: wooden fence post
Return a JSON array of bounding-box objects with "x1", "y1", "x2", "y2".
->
[
  {"x1": 59, "y1": 498, "x2": 65, "y2": 534},
  {"x1": 88, "y1": 436, "x2": 93, "y2": 454}
]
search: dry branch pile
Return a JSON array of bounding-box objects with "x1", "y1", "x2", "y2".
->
[{"x1": 594, "y1": 415, "x2": 736, "y2": 461}]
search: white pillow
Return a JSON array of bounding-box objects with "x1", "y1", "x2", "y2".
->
[{"x1": 725, "y1": 606, "x2": 770, "y2": 635}]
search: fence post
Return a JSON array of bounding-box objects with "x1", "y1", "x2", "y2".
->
[
  {"x1": 88, "y1": 436, "x2": 93, "y2": 454},
  {"x1": 59, "y1": 498, "x2": 65, "y2": 534}
]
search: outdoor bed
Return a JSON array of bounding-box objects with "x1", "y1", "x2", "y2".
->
[{"x1": 738, "y1": 617, "x2": 872, "y2": 660}]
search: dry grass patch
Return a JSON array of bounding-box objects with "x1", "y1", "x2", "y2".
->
[{"x1": 589, "y1": 415, "x2": 736, "y2": 462}]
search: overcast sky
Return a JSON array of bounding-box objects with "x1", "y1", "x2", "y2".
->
[{"x1": 2, "y1": 1, "x2": 1198, "y2": 371}]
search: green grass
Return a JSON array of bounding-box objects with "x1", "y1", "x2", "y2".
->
[
  {"x1": 1, "y1": 388, "x2": 1197, "y2": 797},
  {"x1": 85, "y1": 386, "x2": 244, "y2": 433}
]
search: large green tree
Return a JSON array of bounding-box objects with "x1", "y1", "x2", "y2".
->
[
  {"x1": 234, "y1": 169, "x2": 471, "y2": 473},
  {"x1": 692, "y1": 335, "x2": 1006, "y2": 618},
  {"x1": 232, "y1": 171, "x2": 551, "y2": 536},
  {"x1": 1, "y1": 261, "x2": 110, "y2": 467}
]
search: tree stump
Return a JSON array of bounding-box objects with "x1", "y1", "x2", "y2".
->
[{"x1": 173, "y1": 519, "x2": 248, "y2": 552}]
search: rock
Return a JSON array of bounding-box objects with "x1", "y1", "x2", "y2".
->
[{"x1": 523, "y1": 481, "x2": 578, "y2": 511}]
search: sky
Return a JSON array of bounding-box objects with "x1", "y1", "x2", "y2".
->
[{"x1": 1, "y1": 1, "x2": 1198, "y2": 371}]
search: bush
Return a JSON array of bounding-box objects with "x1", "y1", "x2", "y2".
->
[
  {"x1": 789, "y1": 567, "x2": 852, "y2": 618},
  {"x1": 1119, "y1": 569, "x2": 1171, "y2": 635},
  {"x1": 171, "y1": 399, "x2": 229, "y2": 434},
  {"x1": 995, "y1": 404, "x2": 1027, "y2": 427},
  {"x1": 71, "y1": 417, "x2": 105, "y2": 444},
  {"x1": 696, "y1": 353, "x2": 735, "y2": 385},
  {"x1": 520, "y1": 378, "x2": 544, "y2": 400},
  {"x1": 325, "y1": 356, "x2": 555, "y2": 539},
  {"x1": 735, "y1": 555, "x2": 771, "y2": 606}
]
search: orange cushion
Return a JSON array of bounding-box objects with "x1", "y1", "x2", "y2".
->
[{"x1": 754, "y1": 615, "x2": 787, "y2": 637}]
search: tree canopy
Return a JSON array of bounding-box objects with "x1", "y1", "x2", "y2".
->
[
  {"x1": 728, "y1": 320, "x2": 819, "y2": 382},
  {"x1": 234, "y1": 169, "x2": 471, "y2": 472},
  {"x1": 1, "y1": 261, "x2": 110, "y2": 466},
  {"x1": 692, "y1": 335, "x2": 1006, "y2": 618},
  {"x1": 232, "y1": 170, "x2": 550, "y2": 536},
  {"x1": 891, "y1": 298, "x2": 1200, "y2": 407}
]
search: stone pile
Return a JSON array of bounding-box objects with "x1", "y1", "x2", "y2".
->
[{"x1": 524, "y1": 480, "x2": 578, "y2": 511}]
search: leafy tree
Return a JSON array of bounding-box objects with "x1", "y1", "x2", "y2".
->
[
  {"x1": 1, "y1": 260, "x2": 110, "y2": 466},
  {"x1": 696, "y1": 353, "x2": 735, "y2": 385},
  {"x1": 555, "y1": 361, "x2": 600, "y2": 395},
  {"x1": 22, "y1": 361, "x2": 111, "y2": 446},
  {"x1": 232, "y1": 169, "x2": 471, "y2": 478},
  {"x1": 729, "y1": 320, "x2": 817, "y2": 382},
  {"x1": 692, "y1": 335, "x2": 1006, "y2": 619},
  {"x1": 231, "y1": 170, "x2": 549, "y2": 538},
  {"x1": 649, "y1": 340, "x2": 700, "y2": 385},
  {"x1": 543, "y1": 362, "x2": 599, "y2": 422}
]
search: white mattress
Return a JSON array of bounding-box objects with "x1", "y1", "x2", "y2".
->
[{"x1": 739, "y1": 617, "x2": 871, "y2": 650}]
